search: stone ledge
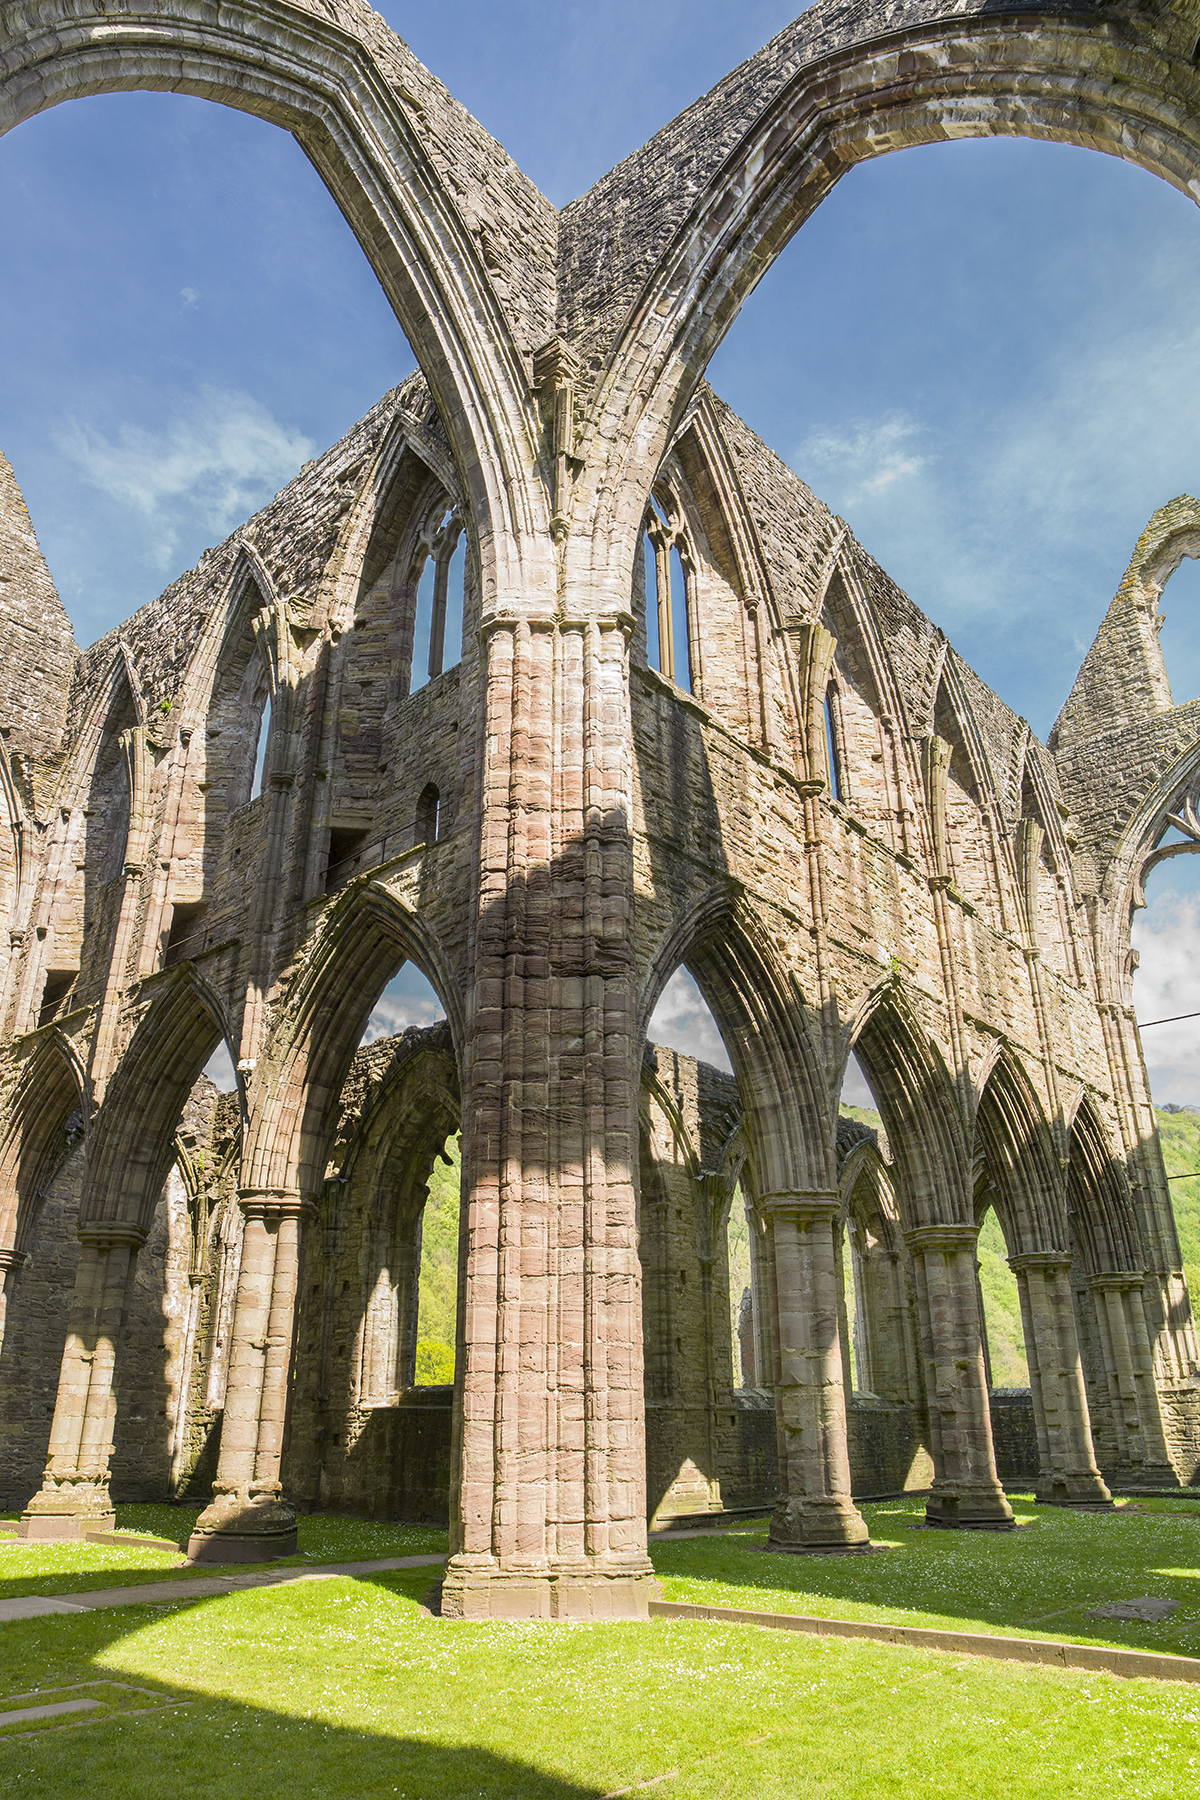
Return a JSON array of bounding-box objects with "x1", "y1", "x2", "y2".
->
[{"x1": 649, "y1": 1600, "x2": 1200, "y2": 1684}]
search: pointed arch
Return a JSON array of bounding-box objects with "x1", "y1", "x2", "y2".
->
[
  {"x1": 80, "y1": 965, "x2": 234, "y2": 1234},
  {"x1": 1066, "y1": 1096, "x2": 1143, "y2": 1277},
  {"x1": 974, "y1": 1049, "x2": 1066, "y2": 1258},
  {"x1": 841, "y1": 981, "x2": 969, "y2": 1229},
  {"x1": 0, "y1": 1029, "x2": 87, "y2": 1257},
  {"x1": 0, "y1": 0, "x2": 556, "y2": 601},
  {"x1": 241, "y1": 880, "x2": 463, "y2": 1198},
  {"x1": 641, "y1": 893, "x2": 832, "y2": 1194}
]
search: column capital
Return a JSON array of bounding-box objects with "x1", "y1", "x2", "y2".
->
[
  {"x1": 1007, "y1": 1251, "x2": 1073, "y2": 1274},
  {"x1": 756, "y1": 1190, "x2": 840, "y2": 1224},
  {"x1": 0, "y1": 1247, "x2": 30, "y2": 1273},
  {"x1": 237, "y1": 1187, "x2": 318, "y2": 1222},
  {"x1": 904, "y1": 1223, "x2": 978, "y2": 1255},
  {"x1": 1086, "y1": 1269, "x2": 1145, "y2": 1292},
  {"x1": 76, "y1": 1220, "x2": 147, "y2": 1252}
]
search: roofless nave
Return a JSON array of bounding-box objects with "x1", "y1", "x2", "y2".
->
[{"x1": 2, "y1": 0, "x2": 1200, "y2": 1620}]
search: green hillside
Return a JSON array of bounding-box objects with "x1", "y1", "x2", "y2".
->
[
  {"x1": 415, "y1": 1133, "x2": 461, "y2": 1384},
  {"x1": 1151, "y1": 1107, "x2": 1200, "y2": 1305}
]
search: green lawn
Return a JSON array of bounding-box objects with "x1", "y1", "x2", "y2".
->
[
  {"x1": 1, "y1": 1561, "x2": 1198, "y2": 1798},
  {"x1": 652, "y1": 1498, "x2": 1200, "y2": 1658},
  {"x1": 0, "y1": 1508, "x2": 448, "y2": 1599}
]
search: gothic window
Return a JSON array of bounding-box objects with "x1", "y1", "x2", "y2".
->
[
  {"x1": 642, "y1": 492, "x2": 695, "y2": 692},
  {"x1": 248, "y1": 692, "x2": 271, "y2": 800},
  {"x1": 410, "y1": 510, "x2": 465, "y2": 694},
  {"x1": 825, "y1": 683, "x2": 845, "y2": 802},
  {"x1": 416, "y1": 782, "x2": 441, "y2": 847}
]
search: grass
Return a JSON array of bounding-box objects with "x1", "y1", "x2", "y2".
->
[
  {"x1": 1, "y1": 1502, "x2": 1198, "y2": 1795},
  {"x1": 1, "y1": 1563, "x2": 1198, "y2": 1797},
  {"x1": 652, "y1": 1498, "x2": 1200, "y2": 1658},
  {"x1": 0, "y1": 1508, "x2": 448, "y2": 1599},
  {"x1": 1153, "y1": 1107, "x2": 1200, "y2": 1304}
]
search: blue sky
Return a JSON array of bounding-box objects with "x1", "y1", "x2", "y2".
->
[{"x1": 3, "y1": 0, "x2": 1200, "y2": 1102}]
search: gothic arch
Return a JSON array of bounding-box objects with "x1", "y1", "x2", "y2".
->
[
  {"x1": 80, "y1": 964, "x2": 233, "y2": 1234},
  {"x1": 641, "y1": 893, "x2": 832, "y2": 1195},
  {"x1": 842, "y1": 980, "x2": 969, "y2": 1229},
  {"x1": 0, "y1": 0, "x2": 557, "y2": 600},
  {"x1": 0, "y1": 1028, "x2": 87, "y2": 1257},
  {"x1": 241, "y1": 879, "x2": 463, "y2": 1198},
  {"x1": 974, "y1": 1049, "x2": 1066, "y2": 1258},
  {"x1": 1066, "y1": 1095, "x2": 1144, "y2": 1276},
  {"x1": 575, "y1": 5, "x2": 1200, "y2": 579}
]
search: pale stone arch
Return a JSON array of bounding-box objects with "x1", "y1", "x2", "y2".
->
[
  {"x1": 974, "y1": 1048, "x2": 1066, "y2": 1259},
  {"x1": 0, "y1": 0, "x2": 558, "y2": 601},
  {"x1": 0, "y1": 1028, "x2": 87, "y2": 1270},
  {"x1": 641, "y1": 893, "x2": 833, "y2": 1195},
  {"x1": 570, "y1": 3, "x2": 1200, "y2": 591},
  {"x1": 841, "y1": 979, "x2": 969, "y2": 1229},
  {"x1": 240, "y1": 880, "x2": 463, "y2": 1199},
  {"x1": 1065, "y1": 1092, "x2": 1144, "y2": 1278},
  {"x1": 81, "y1": 964, "x2": 235, "y2": 1235}
]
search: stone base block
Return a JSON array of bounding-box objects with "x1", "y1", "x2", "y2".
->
[
  {"x1": 186, "y1": 1491, "x2": 298, "y2": 1564},
  {"x1": 767, "y1": 1495, "x2": 870, "y2": 1552},
  {"x1": 924, "y1": 1483, "x2": 1015, "y2": 1529},
  {"x1": 17, "y1": 1508, "x2": 115, "y2": 1541},
  {"x1": 1036, "y1": 1470, "x2": 1114, "y2": 1509},
  {"x1": 439, "y1": 1557, "x2": 656, "y2": 1621}
]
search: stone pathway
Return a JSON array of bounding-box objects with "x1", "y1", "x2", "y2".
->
[{"x1": 0, "y1": 1553, "x2": 448, "y2": 1625}]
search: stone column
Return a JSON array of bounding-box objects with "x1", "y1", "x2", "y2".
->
[
  {"x1": 440, "y1": 614, "x2": 655, "y2": 1620},
  {"x1": 0, "y1": 1245, "x2": 29, "y2": 1363},
  {"x1": 1086, "y1": 1272, "x2": 1178, "y2": 1490},
  {"x1": 18, "y1": 1221, "x2": 145, "y2": 1539},
  {"x1": 759, "y1": 1193, "x2": 869, "y2": 1551},
  {"x1": 1008, "y1": 1252, "x2": 1111, "y2": 1507},
  {"x1": 905, "y1": 1224, "x2": 1014, "y2": 1527},
  {"x1": 187, "y1": 1190, "x2": 314, "y2": 1561}
]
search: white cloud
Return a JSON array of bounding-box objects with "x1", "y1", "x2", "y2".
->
[
  {"x1": 796, "y1": 413, "x2": 930, "y2": 505},
  {"x1": 202, "y1": 1041, "x2": 238, "y2": 1093},
  {"x1": 55, "y1": 387, "x2": 313, "y2": 572},
  {"x1": 647, "y1": 968, "x2": 731, "y2": 1070},
  {"x1": 361, "y1": 989, "x2": 445, "y2": 1047},
  {"x1": 179, "y1": 287, "x2": 199, "y2": 310},
  {"x1": 1132, "y1": 888, "x2": 1200, "y2": 1104}
]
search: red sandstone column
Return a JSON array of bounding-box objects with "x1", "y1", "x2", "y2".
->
[
  {"x1": 905, "y1": 1224, "x2": 1014, "y2": 1527},
  {"x1": 1009, "y1": 1251, "x2": 1112, "y2": 1507},
  {"x1": 18, "y1": 1221, "x2": 145, "y2": 1539},
  {"x1": 187, "y1": 1190, "x2": 313, "y2": 1561},
  {"x1": 759, "y1": 1193, "x2": 869, "y2": 1551},
  {"x1": 1086, "y1": 1272, "x2": 1179, "y2": 1490},
  {"x1": 440, "y1": 613, "x2": 655, "y2": 1620}
]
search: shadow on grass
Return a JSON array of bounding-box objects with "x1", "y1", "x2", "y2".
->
[{"x1": 0, "y1": 1585, "x2": 606, "y2": 1800}]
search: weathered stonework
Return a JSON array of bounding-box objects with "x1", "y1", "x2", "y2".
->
[{"x1": 2, "y1": 0, "x2": 1200, "y2": 1613}]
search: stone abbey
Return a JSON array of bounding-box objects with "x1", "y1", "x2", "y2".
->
[{"x1": 2, "y1": 0, "x2": 1200, "y2": 1620}]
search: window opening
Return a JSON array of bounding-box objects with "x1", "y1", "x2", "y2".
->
[
  {"x1": 975, "y1": 1206, "x2": 1028, "y2": 1386},
  {"x1": 38, "y1": 968, "x2": 76, "y2": 1028},
  {"x1": 249, "y1": 694, "x2": 271, "y2": 800},
  {"x1": 824, "y1": 689, "x2": 842, "y2": 799},
  {"x1": 325, "y1": 825, "x2": 368, "y2": 894},
  {"x1": 669, "y1": 544, "x2": 691, "y2": 693},
  {"x1": 165, "y1": 900, "x2": 208, "y2": 966},
  {"x1": 643, "y1": 530, "x2": 661, "y2": 672},
  {"x1": 361, "y1": 963, "x2": 446, "y2": 1048},
  {"x1": 726, "y1": 1187, "x2": 753, "y2": 1386},
  {"x1": 411, "y1": 512, "x2": 464, "y2": 694},
  {"x1": 416, "y1": 782, "x2": 441, "y2": 847},
  {"x1": 647, "y1": 966, "x2": 732, "y2": 1072},
  {"x1": 414, "y1": 1131, "x2": 460, "y2": 1385}
]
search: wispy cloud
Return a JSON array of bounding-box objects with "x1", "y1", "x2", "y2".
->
[
  {"x1": 56, "y1": 387, "x2": 313, "y2": 573},
  {"x1": 797, "y1": 413, "x2": 930, "y2": 505},
  {"x1": 647, "y1": 968, "x2": 731, "y2": 1070},
  {"x1": 1133, "y1": 888, "x2": 1200, "y2": 1104},
  {"x1": 361, "y1": 989, "x2": 445, "y2": 1047}
]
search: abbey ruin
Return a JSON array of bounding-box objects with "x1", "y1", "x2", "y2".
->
[{"x1": 2, "y1": 0, "x2": 1200, "y2": 1622}]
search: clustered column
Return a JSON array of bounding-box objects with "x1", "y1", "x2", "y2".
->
[
  {"x1": 1085, "y1": 1272, "x2": 1178, "y2": 1489},
  {"x1": 188, "y1": 1189, "x2": 315, "y2": 1561},
  {"x1": 19, "y1": 1221, "x2": 145, "y2": 1539},
  {"x1": 1008, "y1": 1251, "x2": 1111, "y2": 1506},
  {"x1": 905, "y1": 1223, "x2": 1014, "y2": 1527},
  {"x1": 759, "y1": 1192, "x2": 869, "y2": 1551}
]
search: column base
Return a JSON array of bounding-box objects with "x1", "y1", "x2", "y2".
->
[
  {"x1": 1035, "y1": 1470, "x2": 1114, "y2": 1509},
  {"x1": 924, "y1": 1482, "x2": 1015, "y2": 1529},
  {"x1": 439, "y1": 1556, "x2": 656, "y2": 1621},
  {"x1": 18, "y1": 1479, "x2": 115, "y2": 1541},
  {"x1": 1103, "y1": 1463, "x2": 1182, "y2": 1494},
  {"x1": 186, "y1": 1491, "x2": 298, "y2": 1564},
  {"x1": 767, "y1": 1496, "x2": 870, "y2": 1552}
]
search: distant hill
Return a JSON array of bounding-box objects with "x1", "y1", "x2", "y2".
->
[{"x1": 1152, "y1": 1108, "x2": 1200, "y2": 1306}]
